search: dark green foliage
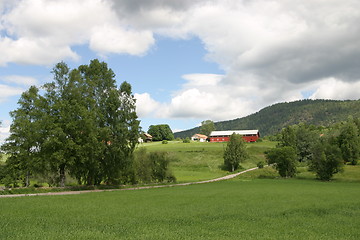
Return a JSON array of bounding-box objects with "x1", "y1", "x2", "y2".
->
[
  {"x1": 223, "y1": 133, "x2": 248, "y2": 172},
  {"x1": 200, "y1": 120, "x2": 215, "y2": 136},
  {"x1": 266, "y1": 146, "x2": 297, "y2": 178},
  {"x1": 257, "y1": 161, "x2": 264, "y2": 169},
  {"x1": 1, "y1": 59, "x2": 140, "y2": 187},
  {"x1": 1, "y1": 86, "x2": 44, "y2": 187},
  {"x1": 278, "y1": 125, "x2": 297, "y2": 148},
  {"x1": 148, "y1": 124, "x2": 174, "y2": 141},
  {"x1": 133, "y1": 148, "x2": 175, "y2": 183},
  {"x1": 278, "y1": 124, "x2": 319, "y2": 162},
  {"x1": 309, "y1": 137, "x2": 343, "y2": 181},
  {"x1": 295, "y1": 124, "x2": 319, "y2": 162},
  {"x1": 175, "y1": 99, "x2": 360, "y2": 138},
  {"x1": 183, "y1": 137, "x2": 190, "y2": 143},
  {"x1": 162, "y1": 140, "x2": 168, "y2": 144},
  {"x1": 338, "y1": 119, "x2": 360, "y2": 165}
]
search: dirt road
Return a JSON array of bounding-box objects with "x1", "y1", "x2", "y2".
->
[{"x1": 0, "y1": 167, "x2": 259, "y2": 198}]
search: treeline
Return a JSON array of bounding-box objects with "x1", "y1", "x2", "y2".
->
[
  {"x1": 266, "y1": 117, "x2": 360, "y2": 180},
  {"x1": 0, "y1": 60, "x2": 174, "y2": 188},
  {"x1": 174, "y1": 99, "x2": 360, "y2": 138}
]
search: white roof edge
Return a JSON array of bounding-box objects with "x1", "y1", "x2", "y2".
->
[{"x1": 209, "y1": 130, "x2": 259, "y2": 136}]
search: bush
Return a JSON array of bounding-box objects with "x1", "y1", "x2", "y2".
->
[
  {"x1": 162, "y1": 140, "x2": 168, "y2": 144},
  {"x1": 257, "y1": 161, "x2": 264, "y2": 169},
  {"x1": 183, "y1": 137, "x2": 190, "y2": 143},
  {"x1": 266, "y1": 146, "x2": 297, "y2": 178},
  {"x1": 133, "y1": 148, "x2": 176, "y2": 184}
]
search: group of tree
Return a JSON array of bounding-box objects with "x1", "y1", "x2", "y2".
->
[
  {"x1": 266, "y1": 118, "x2": 360, "y2": 180},
  {"x1": 147, "y1": 124, "x2": 174, "y2": 141},
  {"x1": 0, "y1": 59, "x2": 143, "y2": 187}
]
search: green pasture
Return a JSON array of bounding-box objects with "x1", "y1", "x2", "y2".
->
[
  {"x1": 1, "y1": 172, "x2": 360, "y2": 239},
  {"x1": 138, "y1": 140, "x2": 276, "y2": 182}
]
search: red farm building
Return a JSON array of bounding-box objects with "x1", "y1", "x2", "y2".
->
[{"x1": 209, "y1": 130, "x2": 260, "y2": 143}]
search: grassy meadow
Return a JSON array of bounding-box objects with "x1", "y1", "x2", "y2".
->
[
  {"x1": 137, "y1": 140, "x2": 276, "y2": 182},
  {"x1": 1, "y1": 174, "x2": 359, "y2": 239},
  {"x1": 1, "y1": 141, "x2": 360, "y2": 239}
]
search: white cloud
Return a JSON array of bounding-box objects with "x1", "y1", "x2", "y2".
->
[
  {"x1": 1, "y1": 75, "x2": 38, "y2": 86},
  {"x1": 0, "y1": 0, "x2": 156, "y2": 65},
  {"x1": 182, "y1": 73, "x2": 223, "y2": 87},
  {"x1": 0, "y1": 84, "x2": 24, "y2": 103},
  {"x1": 134, "y1": 92, "x2": 160, "y2": 117},
  {"x1": 310, "y1": 78, "x2": 360, "y2": 100},
  {"x1": 89, "y1": 25, "x2": 155, "y2": 56},
  {"x1": 135, "y1": 73, "x2": 255, "y2": 121},
  {"x1": 2, "y1": 0, "x2": 360, "y2": 125},
  {"x1": 0, "y1": 123, "x2": 10, "y2": 145}
]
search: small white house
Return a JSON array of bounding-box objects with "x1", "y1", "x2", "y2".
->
[{"x1": 191, "y1": 134, "x2": 208, "y2": 142}]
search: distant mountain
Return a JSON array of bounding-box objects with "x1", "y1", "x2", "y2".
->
[{"x1": 174, "y1": 99, "x2": 360, "y2": 138}]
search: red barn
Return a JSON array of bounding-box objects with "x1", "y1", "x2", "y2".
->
[{"x1": 209, "y1": 130, "x2": 260, "y2": 143}]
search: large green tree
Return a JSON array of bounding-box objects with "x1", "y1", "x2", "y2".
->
[
  {"x1": 338, "y1": 119, "x2": 360, "y2": 165},
  {"x1": 309, "y1": 137, "x2": 343, "y2": 181},
  {"x1": 266, "y1": 146, "x2": 297, "y2": 178},
  {"x1": 223, "y1": 133, "x2": 248, "y2": 172},
  {"x1": 1, "y1": 86, "x2": 44, "y2": 187},
  {"x1": 200, "y1": 120, "x2": 215, "y2": 136},
  {"x1": 148, "y1": 124, "x2": 174, "y2": 141}
]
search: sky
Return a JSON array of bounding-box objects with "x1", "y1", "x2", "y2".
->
[{"x1": 1, "y1": 0, "x2": 360, "y2": 143}]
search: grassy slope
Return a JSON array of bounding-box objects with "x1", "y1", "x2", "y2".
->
[
  {"x1": 0, "y1": 176, "x2": 359, "y2": 239},
  {"x1": 138, "y1": 141, "x2": 276, "y2": 182}
]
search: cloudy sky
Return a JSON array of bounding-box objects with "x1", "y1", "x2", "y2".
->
[{"x1": 1, "y1": 0, "x2": 360, "y2": 142}]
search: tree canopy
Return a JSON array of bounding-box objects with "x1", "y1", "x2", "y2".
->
[
  {"x1": 223, "y1": 133, "x2": 248, "y2": 172},
  {"x1": 148, "y1": 124, "x2": 174, "y2": 141},
  {"x1": 1, "y1": 59, "x2": 140, "y2": 187},
  {"x1": 266, "y1": 146, "x2": 297, "y2": 178},
  {"x1": 200, "y1": 120, "x2": 215, "y2": 136}
]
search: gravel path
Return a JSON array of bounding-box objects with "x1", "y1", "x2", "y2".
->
[{"x1": 0, "y1": 167, "x2": 259, "y2": 198}]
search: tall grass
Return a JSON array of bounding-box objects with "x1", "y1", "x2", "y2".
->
[{"x1": 0, "y1": 177, "x2": 359, "y2": 239}]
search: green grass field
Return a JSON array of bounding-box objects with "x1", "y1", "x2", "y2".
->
[
  {"x1": 138, "y1": 141, "x2": 276, "y2": 182},
  {"x1": 1, "y1": 141, "x2": 360, "y2": 239},
  {"x1": 1, "y1": 175, "x2": 359, "y2": 239}
]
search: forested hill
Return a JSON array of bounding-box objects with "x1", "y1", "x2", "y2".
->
[{"x1": 174, "y1": 99, "x2": 360, "y2": 138}]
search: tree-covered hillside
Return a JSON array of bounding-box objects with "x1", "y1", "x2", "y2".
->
[{"x1": 174, "y1": 99, "x2": 360, "y2": 138}]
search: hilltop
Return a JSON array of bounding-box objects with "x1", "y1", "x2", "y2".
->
[{"x1": 174, "y1": 99, "x2": 360, "y2": 138}]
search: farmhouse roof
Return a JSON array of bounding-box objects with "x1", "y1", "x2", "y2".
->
[
  {"x1": 193, "y1": 134, "x2": 208, "y2": 139},
  {"x1": 144, "y1": 133, "x2": 152, "y2": 138},
  {"x1": 209, "y1": 130, "x2": 259, "y2": 136}
]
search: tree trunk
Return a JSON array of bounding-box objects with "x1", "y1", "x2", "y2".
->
[
  {"x1": 59, "y1": 165, "x2": 66, "y2": 187},
  {"x1": 26, "y1": 171, "x2": 30, "y2": 187}
]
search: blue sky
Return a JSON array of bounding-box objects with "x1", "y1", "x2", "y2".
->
[{"x1": 1, "y1": 0, "x2": 360, "y2": 142}]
